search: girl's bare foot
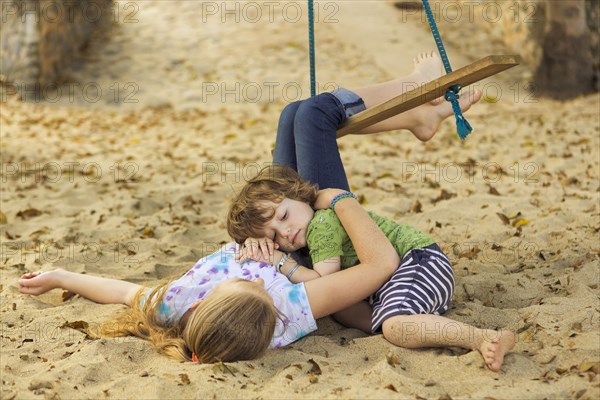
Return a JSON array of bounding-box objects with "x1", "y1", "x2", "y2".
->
[
  {"x1": 350, "y1": 52, "x2": 479, "y2": 139},
  {"x1": 411, "y1": 52, "x2": 445, "y2": 105},
  {"x1": 409, "y1": 88, "x2": 482, "y2": 141},
  {"x1": 479, "y1": 329, "x2": 516, "y2": 372}
]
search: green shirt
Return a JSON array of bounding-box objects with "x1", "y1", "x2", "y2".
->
[{"x1": 306, "y1": 209, "x2": 435, "y2": 268}]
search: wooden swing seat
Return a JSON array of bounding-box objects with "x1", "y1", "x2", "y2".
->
[{"x1": 336, "y1": 55, "x2": 521, "y2": 137}]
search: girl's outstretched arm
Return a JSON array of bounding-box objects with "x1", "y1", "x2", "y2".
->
[
  {"x1": 305, "y1": 190, "x2": 400, "y2": 318},
  {"x1": 18, "y1": 269, "x2": 143, "y2": 307}
]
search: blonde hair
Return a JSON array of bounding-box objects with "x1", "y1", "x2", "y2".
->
[
  {"x1": 183, "y1": 288, "x2": 278, "y2": 363},
  {"x1": 89, "y1": 281, "x2": 278, "y2": 363},
  {"x1": 227, "y1": 165, "x2": 318, "y2": 243}
]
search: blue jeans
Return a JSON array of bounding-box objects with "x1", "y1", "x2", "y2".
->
[{"x1": 272, "y1": 89, "x2": 366, "y2": 191}]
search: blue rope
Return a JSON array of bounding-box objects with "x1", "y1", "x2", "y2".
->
[
  {"x1": 308, "y1": 0, "x2": 316, "y2": 97},
  {"x1": 421, "y1": 0, "x2": 472, "y2": 140}
]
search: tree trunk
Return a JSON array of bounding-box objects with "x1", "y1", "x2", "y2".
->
[{"x1": 535, "y1": 0, "x2": 594, "y2": 99}]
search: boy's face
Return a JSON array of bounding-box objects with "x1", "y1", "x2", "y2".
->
[{"x1": 260, "y1": 198, "x2": 315, "y2": 252}]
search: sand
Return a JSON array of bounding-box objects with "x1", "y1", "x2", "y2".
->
[{"x1": 1, "y1": 1, "x2": 599, "y2": 399}]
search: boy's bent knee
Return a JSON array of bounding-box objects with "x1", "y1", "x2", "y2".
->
[
  {"x1": 294, "y1": 94, "x2": 344, "y2": 128},
  {"x1": 279, "y1": 101, "x2": 302, "y2": 124}
]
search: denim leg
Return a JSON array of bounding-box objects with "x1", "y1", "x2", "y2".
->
[
  {"x1": 273, "y1": 101, "x2": 302, "y2": 170},
  {"x1": 330, "y1": 88, "x2": 366, "y2": 118},
  {"x1": 273, "y1": 90, "x2": 365, "y2": 191},
  {"x1": 292, "y1": 93, "x2": 350, "y2": 190}
]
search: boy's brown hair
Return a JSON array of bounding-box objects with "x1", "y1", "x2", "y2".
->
[{"x1": 227, "y1": 165, "x2": 318, "y2": 243}]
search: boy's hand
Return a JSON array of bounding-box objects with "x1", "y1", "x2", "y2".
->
[
  {"x1": 314, "y1": 188, "x2": 347, "y2": 210},
  {"x1": 18, "y1": 269, "x2": 63, "y2": 296},
  {"x1": 236, "y1": 237, "x2": 278, "y2": 263}
]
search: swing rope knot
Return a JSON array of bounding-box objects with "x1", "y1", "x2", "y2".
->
[
  {"x1": 449, "y1": 94, "x2": 473, "y2": 141},
  {"x1": 422, "y1": 0, "x2": 473, "y2": 141},
  {"x1": 443, "y1": 85, "x2": 472, "y2": 141}
]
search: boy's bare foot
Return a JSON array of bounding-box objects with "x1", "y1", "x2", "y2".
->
[
  {"x1": 479, "y1": 329, "x2": 516, "y2": 372},
  {"x1": 409, "y1": 88, "x2": 482, "y2": 141}
]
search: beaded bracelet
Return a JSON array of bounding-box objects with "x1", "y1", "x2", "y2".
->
[
  {"x1": 330, "y1": 191, "x2": 357, "y2": 210},
  {"x1": 276, "y1": 252, "x2": 290, "y2": 273}
]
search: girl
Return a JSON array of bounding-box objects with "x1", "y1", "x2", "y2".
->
[{"x1": 19, "y1": 189, "x2": 400, "y2": 363}]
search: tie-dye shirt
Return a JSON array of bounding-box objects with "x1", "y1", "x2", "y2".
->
[{"x1": 148, "y1": 243, "x2": 317, "y2": 348}]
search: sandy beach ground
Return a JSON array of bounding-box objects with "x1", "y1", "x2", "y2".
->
[{"x1": 1, "y1": 1, "x2": 599, "y2": 399}]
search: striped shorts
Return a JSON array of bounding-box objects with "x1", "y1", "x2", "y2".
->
[{"x1": 371, "y1": 243, "x2": 455, "y2": 333}]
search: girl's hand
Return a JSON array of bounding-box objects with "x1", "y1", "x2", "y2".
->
[
  {"x1": 314, "y1": 188, "x2": 347, "y2": 210},
  {"x1": 236, "y1": 237, "x2": 279, "y2": 264},
  {"x1": 18, "y1": 269, "x2": 63, "y2": 296}
]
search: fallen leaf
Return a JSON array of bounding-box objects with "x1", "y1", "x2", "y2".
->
[
  {"x1": 579, "y1": 361, "x2": 600, "y2": 373},
  {"x1": 460, "y1": 246, "x2": 481, "y2": 259},
  {"x1": 384, "y1": 384, "x2": 398, "y2": 392},
  {"x1": 179, "y1": 373, "x2": 190, "y2": 385},
  {"x1": 62, "y1": 291, "x2": 76, "y2": 302},
  {"x1": 212, "y1": 362, "x2": 238, "y2": 376},
  {"x1": 28, "y1": 381, "x2": 53, "y2": 390},
  {"x1": 432, "y1": 189, "x2": 456, "y2": 204},
  {"x1": 307, "y1": 359, "x2": 321, "y2": 375},
  {"x1": 393, "y1": 2, "x2": 423, "y2": 11},
  {"x1": 496, "y1": 213, "x2": 510, "y2": 225},
  {"x1": 16, "y1": 209, "x2": 42, "y2": 220},
  {"x1": 487, "y1": 184, "x2": 501, "y2": 196},
  {"x1": 61, "y1": 320, "x2": 89, "y2": 333},
  {"x1": 386, "y1": 351, "x2": 400, "y2": 367},
  {"x1": 412, "y1": 200, "x2": 422, "y2": 213},
  {"x1": 30, "y1": 227, "x2": 49, "y2": 237},
  {"x1": 571, "y1": 322, "x2": 583, "y2": 332},
  {"x1": 539, "y1": 355, "x2": 556, "y2": 365},
  {"x1": 512, "y1": 218, "x2": 530, "y2": 227}
]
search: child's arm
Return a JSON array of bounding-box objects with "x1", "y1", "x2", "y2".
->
[
  {"x1": 18, "y1": 269, "x2": 143, "y2": 307},
  {"x1": 236, "y1": 238, "x2": 339, "y2": 282},
  {"x1": 313, "y1": 257, "x2": 341, "y2": 277},
  {"x1": 304, "y1": 189, "x2": 400, "y2": 319}
]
